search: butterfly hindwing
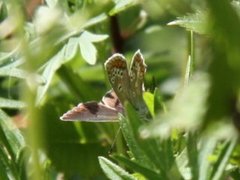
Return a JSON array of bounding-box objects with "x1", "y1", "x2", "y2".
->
[
  {"x1": 60, "y1": 101, "x2": 119, "y2": 122},
  {"x1": 129, "y1": 50, "x2": 147, "y2": 107},
  {"x1": 101, "y1": 90, "x2": 124, "y2": 113}
]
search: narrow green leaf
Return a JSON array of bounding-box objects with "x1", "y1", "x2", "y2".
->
[
  {"x1": 176, "y1": 148, "x2": 192, "y2": 180},
  {"x1": 186, "y1": 132, "x2": 199, "y2": 180},
  {"x1": 0, "y1": 98, "x2": 26, "y2": 109},
  {"x1": 82, "y1": 13, "x2": 108, "y2": 29},
  {"x1": 36, "y1": 45, "x2": 67, "y2": 104},
  {"x1": 17, "y1": 147, "x2": 31, "y2": 180},
  {"x1": 198, "y1": 137, "x2": 217, "y2": 180},
  {"x1": 211, "y1": 137, "x2": 238, "y2": 180},
  {"x1": 113, "y1": 155, "x2": 163, "y2": 179},
  {"x1": 0, "y1": 109, "x2": 25, "y2": 179},
  {"x1": 0, "y1": 109, "x2": 25, "y2": 156},
  {"x1": 98, "y1": 156, "x2": 135, "y2": 180},
  {"x1": 0, "y1": 155, "x2": 12, "y2": 180},
  {"x1": 119, "y1": 113, "x2": 154, "y2": 169},
  {"x1": 0, "y1": 67, "x2": 43, "y2": 84}
]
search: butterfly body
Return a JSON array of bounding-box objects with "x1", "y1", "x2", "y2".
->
[{"x1": 60, "y1": 50, "x2": 149, "y2": 122}]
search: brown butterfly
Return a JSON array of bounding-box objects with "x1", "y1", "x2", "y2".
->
[{"x1": 60, "y1": 50, "x2": 148, "y2": 122}]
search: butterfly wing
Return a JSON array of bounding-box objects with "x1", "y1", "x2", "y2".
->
[
  {"x1": 129, "y1": 50, "x2": 150, "y2": 118},
  {"x1": 129, "y1": 50, "x2": 146, "y2": 98},
  {"x1": 104, "y1": 54, "x2": 131, "y2": 105},
  {"x1": 60, "y1": 101, "x2": 119, "y2": 122},
  {"x1": 101, "y1": 90, "x2": 124, "y2": 114}
]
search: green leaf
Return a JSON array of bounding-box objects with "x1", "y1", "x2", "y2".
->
[
  {"x1": 198, "y1": 137, "x2": 217, "y2": 180},
  {"x1": 81, "y1": 31, "x2": 109, "y2": 42},
  {"x1": 0, "y1": 109, "x2": 25, "y2": 178},
  {"x1": 0, "y1": 2, "x2": 8, "y2": 22},
  {"x1": 176, "y1": 148, "x2": 191, "y2": 180},
  {"x1": 0, "y1": 67, "x2": 43, "y2": 83},
  {"x1": 0, "y1": 109, "x2": 25, "y2": 156},
  {"x1": 0, "y1": 138, "x2": 15, "y2": 179},
  {"x1": 82, "y1": 13, "x2": 108, "y2": 29},
  {"x1": 0, "y1": 98, "x2": 26, "y2": 109},
  {"x1": 113, "y1": 155, "x2": 161, "y2": 179},
  {"x1": 168, "y1": 11, "x2": 208, "y2": 34},
  {"x1": 78, "y1": 37, "x2": 97, "y2": 65},
  {"x1": 98, "y1": 156, "x2": 136, "y2": 180},
  {"x1": 123, "y1": 103, "x2": 180, "y2": 179},
  {"x1": 78, "y1": 31, "x2": 108, "y2": 65},
  {"x1": 119, "y1": 113, "x2": 154, "y2": 169},
  {"x1": 64, "y1": 37, "x2": 79, "y2": 60},
  {"x1": 17, "y1": 146, "x2": 31, "y2": 180},
  {"x1": 36, "y1": 47, "x2": 66, "y2": 104},
  {"x1": 110, "y1": 0, "x2": 138, "y2": 16},
  {"x1": 210, "y1": 137, "x2": 238, "y2": 180},
  {"x1": 186, "y1": 132, "x2": 199, "y2": 180},
  {"x1": 143, "y1": 92, "x2": 154, "y2": 117}
]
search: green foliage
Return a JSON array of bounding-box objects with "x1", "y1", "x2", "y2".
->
[{"x1": 0, "y1": 0, "x2": 240, "y2": 179}]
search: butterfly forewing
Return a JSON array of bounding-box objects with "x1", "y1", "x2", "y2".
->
[
  {"x1": 60, "y1": 101, "x2": 119, "y2": 122},
  {"x1": 104, "y1": 54, "x2": 131, "y2": 105}
]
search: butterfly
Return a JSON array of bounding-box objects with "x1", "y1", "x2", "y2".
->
[{"x1": 60, "y1": 50, "x2": 149, "y2": 122}]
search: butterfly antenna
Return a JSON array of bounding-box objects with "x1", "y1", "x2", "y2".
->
[{"x1": 108, "y1": 127, "x2": 121, "y2": 154}]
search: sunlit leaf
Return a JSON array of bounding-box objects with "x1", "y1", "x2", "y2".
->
[
  {"x1": 168, "y1": 11, "x2": 208, "y2": 34},
  {"x1": 98, "y1": 156, "x2": 135, "y2": 180},
  {"x1": 198, "y1": 137, "x2": 217, "y2": 180},
  {"x1": 176, "y1": 149, "x2": 192, "y2": 180},
  {"x1": 0, "y1": 98, "x2": 26, "y2": 109},
  {"x1": 0, "y1": 67, "x2": 44, "y2": 85},
  {"x1": 210, "y1": 138, "x2": 238, "y2": 180},
  {"x1": 36, "y1": 46, "x2": 67, "y2": 104},
  {"x1": 64, "y1": 37, "x2": 79, "y2": 60},
  {"x1": 78, "y1": 36, "x2": 97, "y2": 65},
  {"x1": 119, "y1": 113, "x2": 153, "y2": 169},
  {"x1": 110, "y1": 0, "x2": 138, "y2": 15},
  {"x1": 143, "y1": 92, "x2": 154, "y2": 117},
  {"x1": 113, "y1": 155, "x2": 161, "y2": 179},
  {"x1": 78, "y1": 31, "x2": 108, "y2": 65},
  {"x1": 82, "y1": 13, "x2": 108, "y2": 29}
]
